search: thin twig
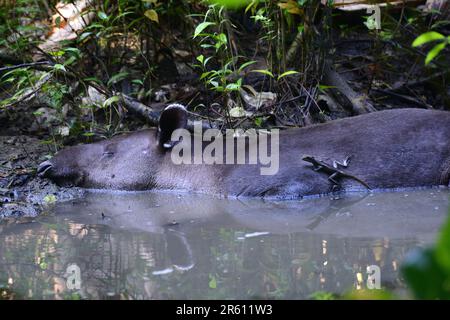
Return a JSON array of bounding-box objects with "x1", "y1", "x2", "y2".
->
[{"x1": 0, "y1": 61, "x2": 52, "y2": 73}]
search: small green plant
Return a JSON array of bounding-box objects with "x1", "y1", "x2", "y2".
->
[
  {"x1": 401, "y1": 209, "x2": 450, "y2": 299},
  {"x1": 192, "y1": 4, "x2": 256, "y2": 113}
]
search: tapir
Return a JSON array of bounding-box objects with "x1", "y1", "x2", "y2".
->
[{"x1": 38, "y1": 105, "x2": 450, "y2": 199}]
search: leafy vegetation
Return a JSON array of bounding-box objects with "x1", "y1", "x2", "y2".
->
[
  {"x1": 0, "y1": 1, "x2": 447, "y2": 153},
  {"x1": 402, "y1": 209, "x2": 450, "y2": 299}
]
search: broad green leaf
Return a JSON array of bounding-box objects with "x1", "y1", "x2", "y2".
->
[
  {"x1": 412, "y1": 31, "x2": 445, "y2": 47},
  {"x1": 425, "y1": 42, "x2": 446, "y2": 65},
  {"x1": 251, "y1": 69, "x2": 274, "y2": 78},
  {"x1": 194, "y1": 22, "x2": 215, "y2": 38},
  {"x1": 200, "y1": 71, "x2": 212, "y2": 80},
  {"x1": 278, "y1": 70, "x2": 299, "y2": 80},
  {"x1": 144, "y1": 9, "x2": 159, "y2": 23},
  {"x1": 196, "y1": 54, "x2": 205, "y2": 65}
]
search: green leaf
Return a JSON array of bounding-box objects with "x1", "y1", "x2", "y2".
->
[
  {"x1": 194, "y1": 22, "x2": 215, "y2": 38},
  {"x1": 64, "y1": 47, "x2": 81, "y2": 58},
  {"x1": 251, "y1": 69, "x2": 274, "y2": 78},
  {"x1": 107, "y1": 72, "x2": 129, "y2": 87},
  {"x1": 277, "y1": 70, "x2": 299, "y2": 80},
  {"x1": 254, "y1": 117, "x2": 263, "y2": 127},
  {"x1": 238, "y1": 60, "x2": 257, "y2": 72},
  {"x1": 225, "y1": 82, "x2": 241, "y2": 91},
  {"x1": 78, "y1": 32, "x2": 93, "y2": 42},
  {"x1": 412, "y1": 31, "x2": 445, "y2": 47},
  {"x1": 144, "y1": 9, "x2": 159, "y2": 23},
  {"x1": 196, "y1": 54, "x2": 205, "y2": 65},
  {"x1": 131, "y1": 79, "x2": 144, "y2": 86},
  {"x1": 98, "y1": 11, "x2": 108, "y2": 21},
  {"x1": 50, "y1": 50, "x2": 64, "y2": 57},
  {"x1": 425, "y1": 42, "x2": 446, "y2": 65},
  {"x1": 64, "y1": 56, "x2": 77, "y2": 66},
  {"x1": 53, "y1": 64, "x2": 66, "y2": 72},
  {"x1": 318, "y1": 84, "x2": 337, "y2": 90},
  {"x1": 83, "y1": 77, "x2": 102, "y2": 84},
  {"x1": 435, "y1": 214, "x2": 450, "y2": 272},
  {"x1": 103, "y1": 95, "x2": 120, "y2": 108}
]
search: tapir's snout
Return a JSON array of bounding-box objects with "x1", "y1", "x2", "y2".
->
[{"x1": 37, "y1": 160, "x2": 54, "y2": 177}]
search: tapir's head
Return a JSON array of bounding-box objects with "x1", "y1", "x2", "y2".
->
[{"x1": 37, "y1": 104, "x2": 188, "y2": 190}]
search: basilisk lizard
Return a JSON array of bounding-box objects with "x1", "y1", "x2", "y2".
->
[{"x1": 302, "y1": 155, "x2": 371, "y2": 190}]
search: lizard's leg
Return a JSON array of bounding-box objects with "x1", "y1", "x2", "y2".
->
[
  {"x1": 333, "y1": 155, "x2": 352, "y2": 168},
  {"x1": 313, "y1": 165, "x2": 323, "y2": 172},
  {"x1": 331, "y1": 184, "x2": 340, "y2": 192},
  {"x1": 328, "y1": 172, "x2": 340, "y2": 185}
]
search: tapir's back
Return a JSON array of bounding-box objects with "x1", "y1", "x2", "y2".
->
[{"x1": 225, "y1": 108, "x2": 450, "y2": 198}]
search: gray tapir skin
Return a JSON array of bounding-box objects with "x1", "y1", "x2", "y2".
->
[{"x1": 38, "y1": 106, "x2": 450, "y2": 199}]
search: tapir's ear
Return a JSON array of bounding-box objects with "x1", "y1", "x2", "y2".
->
[{"x1": 157, "y1": 103, "x2": 188, "y2": 149}]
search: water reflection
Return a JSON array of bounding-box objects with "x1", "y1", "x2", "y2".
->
[{"x1": 0, "y1": 189, "x2": 448, "y2": 299}]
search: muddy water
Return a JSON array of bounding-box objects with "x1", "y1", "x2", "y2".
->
[{"x1": 0, "y1": 188, "x2": 448, "y2": 299}]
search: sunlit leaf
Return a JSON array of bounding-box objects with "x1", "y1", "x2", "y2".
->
[
  {"x1": 277, "y1": 70, "x2": 299, "y2": 80},
  {"x1": 425, "y1": 42, "x2": 446, "y2": 65},
  {"x1": 412, "y1": 31, "x2": 445, "y2": 47},
  {"x1": 144, "y1": 9, "x2": 159, "y2": 23},
  {"x1": 103, "y1": 95, "x2": 120, "y2": 108},
  {"x1": 238, "y1": 60, "x2": 257, "y2": 72},
  {"x1": 194, "y1": 22, "x2": 215, "y2": 38},
  {"x1": 251, "y1": 69, "x2": 274, "y2": 78}
]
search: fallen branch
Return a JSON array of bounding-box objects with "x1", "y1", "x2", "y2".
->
[
  {"x1": 392, "y1": 69, "x2": 450, "y2": 91},
  {"x1": 0, "y1": 61, "x2": 52, "y2": 73},
  {"x1": 1, "y1": 73, "x2": 52, "y2": 109},
  {"x1": 371, "y1": 88, "x2": 433, "y2": 109},
  {"x1": 118, "y1": 93, "x2": 160, "y2": 127},
  {"x1": 322, "y1": 61, "x2": 377, "y2": 114}
]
